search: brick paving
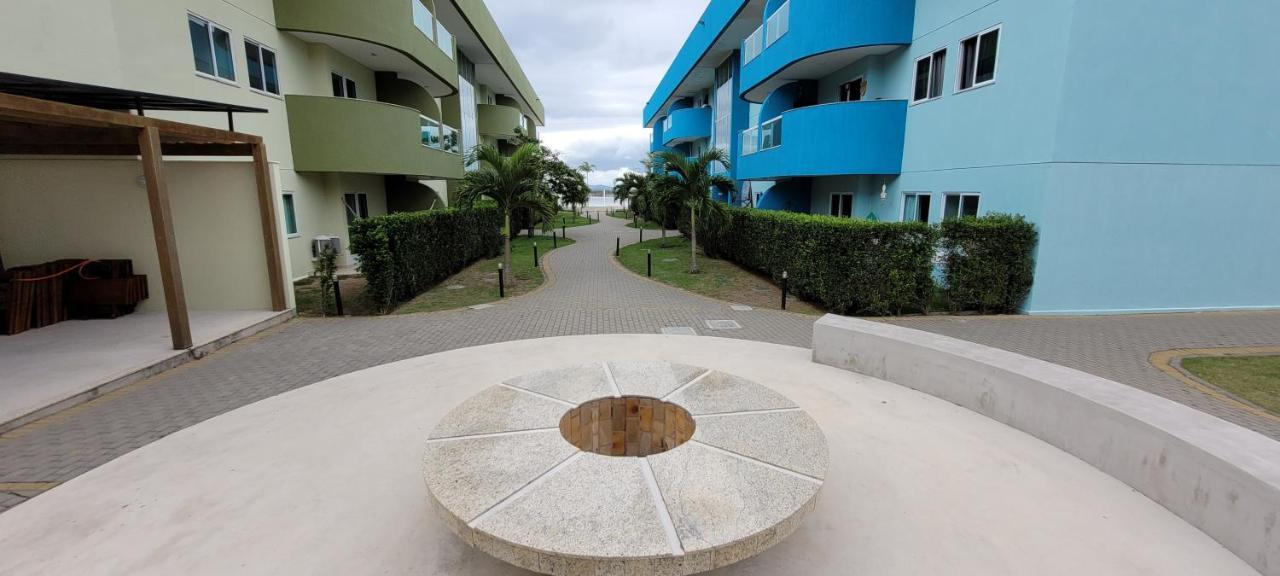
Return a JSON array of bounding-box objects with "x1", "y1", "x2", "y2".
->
[
  {"x1": 883, "y1": 312, "x2": 1280, "y2": 440},
  {"x1": 0, "y1": 213, "x2": 815, "y2": 513},
  {"x1": 3, "y1": 212, "x2": 1278, "y2": 515}
]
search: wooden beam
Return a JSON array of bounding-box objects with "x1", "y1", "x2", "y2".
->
[
  {"x1": 138, "y1": 126, "x2": 193, "y2": 350},
  {"x1": 0, "y1": 93, "x2": 263, "y2": 145},
  {"x1": 252, "y1": 142, "x2": 287, "y2": 311}
]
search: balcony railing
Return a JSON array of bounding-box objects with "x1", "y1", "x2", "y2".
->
[
  {"x1": 741, "y1": 125, "x2": 760, "y2": 155},
  {"x1": 760, "y1": 115, "x2": 783, "y2": 150},
  {"x1": 421, "y1": 116, "x2": 461, "y2": 154},
  {"x1": 411, "y1": 0, "x2": 455, "y2": 60},
  {"x1": 742, "y1": 25, "x2": 764, "y2": 64},
  {"x1": 765, "y1": 1, "x2": 790, "y2": 47}
]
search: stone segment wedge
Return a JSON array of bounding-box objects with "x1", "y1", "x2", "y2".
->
[
  {"x1": 471, "y1": 452, "x2": 676, "y2": 562},
  {"x1": 608, "y1": 361, "x2": 708, "y2": 399},
  {"x1": 503, "y1": 362, "x2": 613, "y2": 404},
  {"x1": 424, "y1": 430, "x2": 579, "y2": 524},
  {"x1": 647, "y1": 442, "x2": 823, "y2": 566},
  {"x1": 693, "y1": 410, "x2": 829, "y2": 479},
  {"x1": 664, "y1": 370, "x2": 798, "y2": 414},
  {"x1": 428, "y1": 385, "x2": 567, "y2": 439}
]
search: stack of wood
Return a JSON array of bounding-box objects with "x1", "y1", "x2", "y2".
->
[{"x1": 0, "y1": 259, "x2": 148, "y2": 335}]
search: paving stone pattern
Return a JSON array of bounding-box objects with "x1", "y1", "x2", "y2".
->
[
  {"x1": 884, "y1": 312, "x2": 1280, "y2": 440},
  {"x1": 0, "y1": 213, "x2": 815, "y2": 513}
]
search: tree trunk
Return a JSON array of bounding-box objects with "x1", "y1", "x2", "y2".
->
[
  {"x1": 503, "y1": 209, "x2": 513, "y2": 277},
  {"x1": 689, "y1": 208, "x2": 699, "y2": 273},
  {"x1": 661, "y1": 223, "x2": 667, "y2": 247}
]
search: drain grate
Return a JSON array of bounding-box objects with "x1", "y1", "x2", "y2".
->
[
  {"x1": 660, "y1": 327, "x2": 697, "y2": 335},
  {"x1": 705, "y1": 319, "x2": 742, "y2": 330}
]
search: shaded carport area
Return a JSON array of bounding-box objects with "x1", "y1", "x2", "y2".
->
[{"x1": 0, "y1": 75, "x2": 290, "y2": 430}]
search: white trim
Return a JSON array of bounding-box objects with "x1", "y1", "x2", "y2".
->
[
  {"x1": 330, "y1": 71, "x2": 358, "y2": 98},
  {"x1": 243, "y1": 36, "x2": 282, "y2": 97},
  {"x1": 829, "y1": 192, "x2": 854, "y2": 218},
  {"x1": 194, "y1": 71, "x2": 240, "y2": 88},
  {"x1": 910, "y1": 47, "x2": 947, "y2": 105},
  {"x1": 187, "y1": 12, "x2": 236, "y2": 83},
  {"x1": 901, "y1": 192, "x2": 931, "y2": 223},
  {"x1": 837, "y1": 75, "x2": 866, "y2": 103},
  {"x1": 943, "y1": 192, "x2": 981, "y2": 220},
  {"x1": 955, "y1": 24, "x2": 1002, "y2": 94}
]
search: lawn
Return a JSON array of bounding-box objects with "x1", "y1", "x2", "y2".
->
[
  {"x1": 394, "y1": 234, "x2": 574, "y2": 314},
  {"x1": 626, "y1": 218, "x2": 665, "y2": 230},
  {"x1": 294, "y1": 276, "x2": 379, "y2": 317},
  {"x1": 616, "y1": 237, "x2": 823, "y2": 315},
  {"x1": 553, "y1": 210, "x2": 594, "y2": 229},
  {"x1": 1181, "y1": 355, "x2": 1280, "y2": 415},
  {"x1": 607, "y1": 209, "x2": 632, "y2": 219}
]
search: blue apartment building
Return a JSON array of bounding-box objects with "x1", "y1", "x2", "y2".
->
[{"x1": 645, "y1": 0, "x2": 1280, "y2": 314}]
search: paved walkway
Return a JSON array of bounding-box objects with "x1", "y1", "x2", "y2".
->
[
  {"x1": 883, "y1": 312, "x2": 1280, "y2": 440},
  {"x1": 0, "y1": 213, "x2": 816, "y2": 512}
]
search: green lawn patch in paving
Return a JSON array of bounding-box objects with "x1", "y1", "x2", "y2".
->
[
  {"x1": 625, "y1": 219, "x2": 665, "y2": 230},
  {"x1": 395, "y1": 234, "x2": 574, "y2": 315},
  {"x1": 294, "y1": 276, "x2": 378, "y2": 317},
  {"x1": 553, "y1": 211, "x2": 594, "y2": 228},
  {"x1": 617, "y1": 237, "x2": 823, "y2": 315},
  {"x1": 607, "y1": 209, "x2": 633, "y2": 220},
  {"x1": 1182, "y1": 355, "x2": 1280, "y2": 415}
]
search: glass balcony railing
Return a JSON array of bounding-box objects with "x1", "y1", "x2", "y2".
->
[
  {"x1": 420, "y1": 116, "x2": 441, "y2": 149},
  {"x1": 436, "y1": 23, "x2": 454, "y2": 60},
  {"x1": 741, "y1": 125, "x2": 760, "y2": 156},
  {"x1": 760, "y1": 116, "x2": 782, "y2": 150},
  {"x1": 742, "y1": 25, "x2": 764, "y2": 64},
  {"x1": 765, "y1": 1, "x2": 790, "y2": 47},
  {"x1": 411, "y1": 0, "x2": 455, "y2": 60},
  {"x1": 421, "y1": 116, "x2": 462, "y2": 154},
  {"x1": 441, "y1": 123, "x2": 460, "y2": 154}
]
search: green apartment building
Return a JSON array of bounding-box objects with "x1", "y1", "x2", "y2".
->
[{"x1": 0, "y1": 0, "x2": 543, "y2": 280}]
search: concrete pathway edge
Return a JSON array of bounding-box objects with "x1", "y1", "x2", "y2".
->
[{"x1": 812, "y1": 314, "x2": 1280, "y2": 576}]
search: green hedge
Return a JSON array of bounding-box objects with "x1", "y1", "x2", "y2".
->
[
  {"x1": 694, "y1": 207, "x2": 938, "y2": 315},
  {"x1": 940, "y1": 213, "x2": 1038, "y2": 314},
  {"x1": 349, "y1": 207, "x2": 502, "y2": 311}
]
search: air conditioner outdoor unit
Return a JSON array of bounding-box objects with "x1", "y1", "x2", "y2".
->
[{"x1": 312, "y1": 235, "x2": 342, "y2": 258}]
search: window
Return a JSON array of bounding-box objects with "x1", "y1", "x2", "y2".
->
[
  {"x1": 282, "y1": 193, "x2": 299, "y2": 236},
  {"x1": 839, "y1": 77, "x2": 864, "y2": 102},
  {"x1": 713, "y1": 58, "x2": 733, "y2": 160},
  {"x1": 331, "y1": 73, "x2": 357, "y2": 98},
  {"x1": 902, "y1": 193, "x2": 931, "y2": 223},
  {"x1": 943, "y1": 193, "x2": 980, "y2": 219},
  {"x1": 912, "y1": 49, "x2": 946, "y2": 102},
  {"x1": 343, "y1": 193, "x2": 369, "y2": 226},
  {"x1": 244, "y1": 39, "x2": 279, "y2": 95},
  {"x1": 830, "y1": 194, "x2": 854, "y2": 218},
  {"x1": 188, "y1": 14, "x2": 235, "y2": 81},
  {"x1": 958, "y1": 27, "x2": 999, "y2": 91}
]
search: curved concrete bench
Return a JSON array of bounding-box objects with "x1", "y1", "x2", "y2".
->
[{"x1": 813, "y1": 314, "x2": 1280, "y2": 576}]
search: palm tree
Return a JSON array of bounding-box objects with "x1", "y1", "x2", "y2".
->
[
  {"x1": 458, "y1": 143, "x2": 555, "y2": 274},
  {"x1": 649, "y1": 149, "x2": 734, "y2": 273},
  {"x1": 613, "y1": 172, "x2": 647, "y2": 217}
]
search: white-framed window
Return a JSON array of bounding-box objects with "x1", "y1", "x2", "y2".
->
[
  {"x1": 188, "y1": 13, "x2": 236, "y2": 82},
  {"x1": 343, "y1": 193, "x2": 369, "y2": 226},
  {"x1": 244, "y1": 39, "x2": 280, "y2": 96},
  {"x1": 902, "y1": 193, "x2": 931, "y2": 223},
  {"x1": 957, "y1": 26, "x2": 1000, "y2": 92},
  {"x1": 839, "y1": 76, "x2": 865, "y2": 102},
  {"x1": 912, "y1": 49, "x2": 946, "y2": 103},
  {"x1": 830, "y1": 193, "x2": 854, "y2": 218},
  {"x1": 331, "y1": 72, "x2": 357, "y2": 98},
  {"x1": 943, "y1": 193, "x2": 980, "y2": 219},
  {"x1": 281, "y1": 193, "x2": 299, "y2": 237}
]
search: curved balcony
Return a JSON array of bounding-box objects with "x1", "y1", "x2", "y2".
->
[
  {"x1": 736, "y1": 100, "x2": 907, "y2": 180},
  {"x1": 477, "y1": 103, "x2": 524, "y2": 139},
  {"x1": 740, "y1": 0, "x2": 915, "y2": 102},
  {"x1": 662, "y1": 106, "x2": 713, "y2": 146},
  {"x1": 274, "y1": 0, "x2": 458, "y2": 97},
  {"x1": 285, "y1": 95, "x2": 463, "y2": 179}
]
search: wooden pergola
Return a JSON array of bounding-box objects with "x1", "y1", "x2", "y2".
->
[{"x1": 0, "y1": 85, "x2": 287, "y2": 350}]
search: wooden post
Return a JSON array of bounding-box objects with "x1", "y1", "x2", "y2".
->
[
  {"x1": 251, "y1": 143, "x2": 287, "y2": 311},
  {"x1": 138, "y1": 126, "x2": 193, "y2": 350}
]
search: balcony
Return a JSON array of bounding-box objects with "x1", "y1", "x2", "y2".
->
[
  {"x1": 274, "y1": 0, "x2": 458, "y2": 97},
  {"x1": 477, "y1": 103, "x2": 524, "y2": 139},
  {"x1": 739, "y1": 0, "x2": 915, "y2": 102},
  {"x1": 285, "y1": 95, "x2": 463, "y2": 179},
  {"x1": 736, "y1": 100, "x2": 907, "y2": 180},
  {"x1": 662, "y1": 106, "x2": 713, "y2": 146}
]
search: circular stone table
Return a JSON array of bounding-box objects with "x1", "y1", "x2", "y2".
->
[{"x1": 423, "y1": 361, "x2": 829, "y2": 575}]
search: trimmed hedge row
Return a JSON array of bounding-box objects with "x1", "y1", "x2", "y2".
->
[
  {"x1": 691, "y1": 207, "x2": 1038, "y2": 315},
  {"x1": 696, "y1": 208, "x2": 938, "y2": 315},
  {"x1": 349, "y1": 207, "x2": 502, "y2": 311},
  {"x1": 941, "y1": 213, "x2": 1038, "y2": 314}
]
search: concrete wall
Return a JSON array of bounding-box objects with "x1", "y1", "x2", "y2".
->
[
  {"x1": 812, "y1": 315, "x2": 1280, "y2": 576},
  {"x1": 0, "y1": 158, "x2": 275, "y2": 312}
]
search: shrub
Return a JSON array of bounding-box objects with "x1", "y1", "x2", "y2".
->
[
  {"x1": 349, "y1": 207, "x2": 502, "y2": 311},
  {"x1": 940, "y1": 213, "x2": 1038, "y2": 314},
  {"x1": 693, "y1": 207, "x2": 937, "y2": 315}
]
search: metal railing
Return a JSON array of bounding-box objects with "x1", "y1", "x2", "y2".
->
[
  {"x1": 742, "y1": 25, "x2": 764, "y2": 64},
  {"x1": 765, "y1": 1, "x2": 790, "y2": 47}
]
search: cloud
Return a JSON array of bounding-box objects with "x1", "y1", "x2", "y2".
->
[{"x1": 485, "y1": 0, "x2": 705, "y2": 185}]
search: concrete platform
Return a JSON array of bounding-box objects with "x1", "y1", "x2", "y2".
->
[
  {"x1": 0, "y1": 335, "x2": 1260, "y2": 575},
  {"x1": 0, "y1": 310, "x2": 291, "y2": 431}
]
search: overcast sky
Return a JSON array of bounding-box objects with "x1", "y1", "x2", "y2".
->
[{"x1": 486, "y1": 0, "x2": 706, "y2": 186}]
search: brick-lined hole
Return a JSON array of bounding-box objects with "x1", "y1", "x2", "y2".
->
[{"x1": 559, "y1": 396, "x2": 694, "y2": 457}]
